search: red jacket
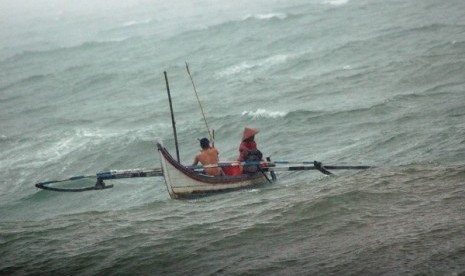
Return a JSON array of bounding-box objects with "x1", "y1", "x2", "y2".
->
[{"x1": 238, "y1": 140, "x2": 259, "y2": 161}]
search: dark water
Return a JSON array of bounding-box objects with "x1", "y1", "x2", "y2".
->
[{"x1": 1, "y1": 0, "x2": 465, "y2": 275}]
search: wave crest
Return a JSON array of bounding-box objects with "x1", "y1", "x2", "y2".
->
[
  {"x1": 217, "y1": 54, "x2": 290, "y2": 77},
  {"x1": 243, "y1": 13, "x2": 288, "y2": 21},
  {"x1": 323, "y1": 0, "x2": 349, "y2": 6},
  {"x1": 242, "y1": 109, "x2": 287, "y2": 119},
  {"x1": 122, "y1": 18, "x2": 152, "y2": 27}
]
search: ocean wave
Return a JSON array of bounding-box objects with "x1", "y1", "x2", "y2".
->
[
  {"x1": 405, "y1": 23, "x2": 454, "y2": 34},
  {"x1": 181, "y1": 11, "x2": 296, "y2": 45},
  {"x1": 449, "y1": 39, "x2": 465, "y2": 47},
  {"x1": 71, "y1": 72, "x2": 118, "y2": 91},
  {"x1": 7, "y1": 124, "x2": 169, "y2": 172},
  {"x1": 241, "y1": 109, "x2": 287, "y2": 119},
  {"x1": 0, "y1": 73, "x2": 51, "y2": 94},
  {"x1": 368, "y1": 23, "x2": 456, "y2": 48},
  {"x1": 122, "y1": 18, "x2": 152, "y2": 27},
  {"x1": 314, "y1": 22, "x2": 459, "y2": 65},
  {"x1": 294, "y1": 88, "x2": 441, "y2": 120},
  {"x1": 242, "y1": 13, "x2": 288, "y2": 21},
  {"x1": 323, "y1": 0, "x2": 350, "y2": 6},
  {"x1": 0, "y1": 39, "x2": 130, "y2": 65},
  {"x1": 284, "y1": 102, "x2": 392, "y2": 120},
  {"x1": 421, "y1": 81, "x2": 465, "y2": 95},
  {"x1": 1, "y1": 126, "x2": 112, "y2": 173},
  {"x1": 284, "y1": 109, "x2": 324, "y2": 119},
  {"x1": 217, "y1": 54, "x2": 290, "y2": 77}
]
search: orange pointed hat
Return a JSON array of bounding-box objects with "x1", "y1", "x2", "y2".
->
[{"x1": 242, "y1": 127, "x2": 260, "y2": 141}]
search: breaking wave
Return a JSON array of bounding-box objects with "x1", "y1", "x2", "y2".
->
[
  {"x1": 242, "y1": 109, "x2": 287, "y2": 119},
  {"x1": 242, "y1": 13, "x2": 288, "y2": 21},
  {"x1": 217, "y1": 54, "x2": 290, "y2": 76},
  {"x1": 323, "y1": 0, "x2": 350, "y2": 6}
]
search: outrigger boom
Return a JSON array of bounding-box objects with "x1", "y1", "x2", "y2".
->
[
  {"x1": 190, "y1": 161, "x2": 373, "y2": 173},
  {"x1": 35, "y1": 158, "x2": 373, "y2": 193}
]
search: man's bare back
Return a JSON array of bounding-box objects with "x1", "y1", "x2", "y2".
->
[{"x1": 193, "y1": 147, "x2": 223, "y2": 176}]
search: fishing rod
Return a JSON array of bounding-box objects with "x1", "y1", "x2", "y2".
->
[{"x1": 185, "y1": 62, "x2": 213, "y2": 144}]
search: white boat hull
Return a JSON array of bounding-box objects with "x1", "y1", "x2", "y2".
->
[{"x1": 157, "y1": 143, "x2": 267, "y2": 199}]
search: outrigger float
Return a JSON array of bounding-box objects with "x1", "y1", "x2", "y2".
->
[{"x1": 35, "y1": 67, "x2": 373, "y2": 199}]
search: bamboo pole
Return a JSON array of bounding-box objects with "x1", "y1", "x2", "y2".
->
[{"x1": 164, "y1": 71, "x2": 180, "y2": 162}]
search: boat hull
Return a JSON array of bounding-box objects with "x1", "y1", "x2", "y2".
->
[{"x1": 157, "y1": 143, "x2": 268, "y2": 199}]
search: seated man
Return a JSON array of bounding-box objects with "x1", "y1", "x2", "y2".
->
[{"x1": 192, "y1": 138, "x2": 224, "y2": 176}]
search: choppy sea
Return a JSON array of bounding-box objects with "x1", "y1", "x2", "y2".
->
[{"x1": 1, "y1": 0, "x2": 465, "y2": 275}]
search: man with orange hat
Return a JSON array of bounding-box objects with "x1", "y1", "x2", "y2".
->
[{"x1": 238, "y1": 127, "x2": 263, "y2": 173}]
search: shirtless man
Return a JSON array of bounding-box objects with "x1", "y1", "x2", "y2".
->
[{"x1": 192, "y1": 138, "x2": 224, "y2": 176}]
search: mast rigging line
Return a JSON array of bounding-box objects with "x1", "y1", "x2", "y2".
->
[{"x1": 185, "y1": 62, "x2": 213, "y2": 143}]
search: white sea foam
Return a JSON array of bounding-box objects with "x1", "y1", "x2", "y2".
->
[
  {"x1": 123, "y1": 21, "x2": 137, "y2": 27},
  {"x1": 219, "y1": 61, "x2": 255, "y2": 76},
  {"x1": 323, "y1": 0, "x2": 349, "y2": 6},
  {"x1": 122, "y1": 18, "x2": 152, "y2": 27},
  {"x1": 243, "y1": 13, "x2": 287, "y2": 21},
  {"x1": 27, "y1": 129, "x2": 112, "y2": 167},
  {"x1": 218, "y1": 54, "x2": 290, "y2": 77},
  {"x1": 242, "y1": 109, "x2": 287, "y2": 119}
]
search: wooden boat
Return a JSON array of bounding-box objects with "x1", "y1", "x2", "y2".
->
[{"x1": 157, "y1": 143, "x2": 269, "y2": 199}]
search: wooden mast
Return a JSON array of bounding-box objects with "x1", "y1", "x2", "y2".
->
[{"x1": 164, "y1": 71, "x2": 180, "y2": 162}]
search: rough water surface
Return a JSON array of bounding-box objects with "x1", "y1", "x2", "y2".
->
[{"x1": 1, "y1": 0, "x2": 465, "y2": 275}]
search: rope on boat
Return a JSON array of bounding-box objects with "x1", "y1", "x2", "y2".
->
[
  {"x1": 35, "y1": 168, "x2": 163, "y2": 192},
  {"x1": 186, "y1": 62, "x2": 213, "y2": 143}
]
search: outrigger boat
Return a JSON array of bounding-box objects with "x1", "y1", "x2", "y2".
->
[
  {"x1": 157, "y1": 143, "x2": 269, "y2": 199},
  {"x1": 35, "y1": 66, "x2": 373, "y2": 198}
]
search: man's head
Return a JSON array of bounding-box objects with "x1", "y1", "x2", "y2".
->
[{"x1": 199, "y1": 138, "x2": 210, "y2": 149}]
